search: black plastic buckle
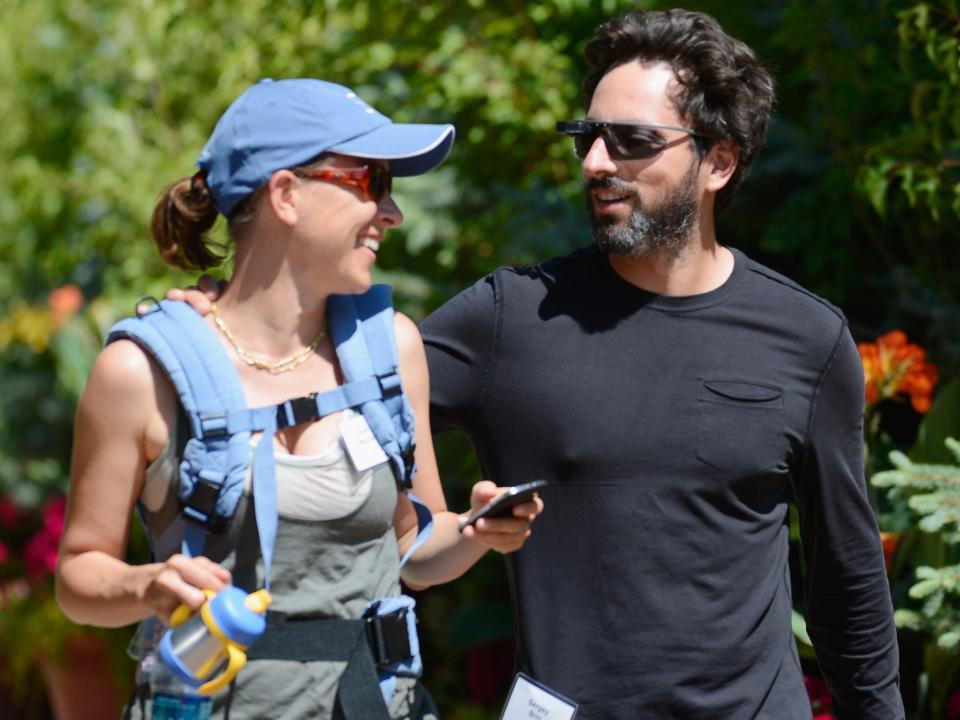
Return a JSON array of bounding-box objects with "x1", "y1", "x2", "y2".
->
[
  {"x1": 377, "y1": 371, "x2": 403, "y2": 399},
  {"x1": 363, "y1": 608, "x2": 412, "y2": 667},
  {"x1": 199, "y1": 412, "x2": 229, "y2": 439},
  {"x1": 276, "y1": 394, "x2": 319, "y2": 430},
  {"x1": 401, "y1": 443, "x2": 416, "y2": 489},
  {"x1": 181, "y1": 476, "x2": 227, "y2": 533}
]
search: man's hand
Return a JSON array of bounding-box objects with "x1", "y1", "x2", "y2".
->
[{"x1": 139, "y1": 275, "x2": 224, "y2": 316}]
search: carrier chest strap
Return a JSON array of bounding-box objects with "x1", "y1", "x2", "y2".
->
[
  {"x1": 183, "y1": 370, "x2": 391, "y2": 439},
  {"x1": 273, "y1": 374, "x2": 402, "y2": 430}
]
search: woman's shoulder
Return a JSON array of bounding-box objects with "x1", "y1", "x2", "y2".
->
[
  {"x1": 91, "y1": 338, "x2": 164, "y2": 396},
  {"x1": 391, "y1": 312, "x2": 429, "y2": 397},
  {"x1": 392, "y1": 310, "x2": 422, "y2": 351},
  {"x1": 83, "y1": 339, "x2": 176, "y2": 457}
]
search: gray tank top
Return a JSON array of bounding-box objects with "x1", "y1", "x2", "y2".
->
[{"x1": 132, "y1": 423, "x2": 424, "y2": 719}]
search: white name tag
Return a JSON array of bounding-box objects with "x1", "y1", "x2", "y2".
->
[
  {"x1": 499, "y1": 673, "x2": 578, "y2": 720},
  {"x1": 340, "y1": 413, "x2": 389, "y2": 471}
]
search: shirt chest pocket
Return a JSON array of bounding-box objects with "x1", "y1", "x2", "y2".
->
[{"x1": 696, "y1": 379, "x2": 787, "y2": 480}]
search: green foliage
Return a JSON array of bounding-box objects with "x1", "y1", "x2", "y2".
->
[
  {"x1": 873, "y1": 437, "x2": 960, "y2": 714},
  {"x1": 874, "y1": 440, "x2": 960, "y2": 540},
  {"x1": 904, "y1": 564, "x2": 960, "y2": 651},
  {"x1": 0, "y1": 0, "x2": 649, "y2": 321},
  {"x1": 912, "y1": 378, "x2": 960, "y2": 464},
  {"x1": 0, "y1": 591, "x2": 131, "y2": 699},
  {"x1": 871, "y1": 1, "x2": 960, "y2": 223},
  {"x1": 684, "y1": 0, "x2": 960, "y2": 378},
  {"x1": 870, "y1": 364, "x2": 960, "y2": 716},
  {"x1": 853, "y1": 1, "x2": 960, "y2": 371}
]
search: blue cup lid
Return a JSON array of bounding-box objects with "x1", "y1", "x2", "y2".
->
[{"x1": 208, "y1": 586, "x2": 268, "y2": 646}]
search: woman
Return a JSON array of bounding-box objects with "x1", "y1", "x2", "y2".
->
[{"x1": 55, "y1": 78, "x2": 542, "y2": 719}]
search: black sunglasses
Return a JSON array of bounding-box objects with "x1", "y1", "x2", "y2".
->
[{"x1": 556, "y1": 120, "x2": 706, "y2": 161}]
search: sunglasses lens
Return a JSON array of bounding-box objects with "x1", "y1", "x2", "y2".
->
[
  {"x1": 573, "y1": 134, "x2": 595, "y2": 159},
  {"x1": 607, "y1": 125, "x2": 663, "y2": 160},
  {"x1": 564, "y1": 123, "x2": 666, "y2": 161},
  {"x1": 560, "y1": 120, "x2": 691, "y2": 161},
  {"x1": 369, "y1": 165, "x2": 392, "y2": 201}
]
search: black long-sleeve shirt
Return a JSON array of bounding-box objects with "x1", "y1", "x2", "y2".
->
[{"x1": 421, "y1": 246, "x2": 903, "y2": 719}]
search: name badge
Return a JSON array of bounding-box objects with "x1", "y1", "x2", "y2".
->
[
  {"x1": 499, "y1": 673, "x2": 578, "y2": 720},
  {"x1": 340, "y1": 413, "x2": 389, "y2": 471}
]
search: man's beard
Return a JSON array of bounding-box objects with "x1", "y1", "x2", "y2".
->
[{"x1": 586, "y1": 160, "x2": 700, "y2": 259}]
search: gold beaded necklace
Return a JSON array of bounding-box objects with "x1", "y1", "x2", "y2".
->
[{"x1": 210, "y1": 303, "x2": 325, "y2": 374}]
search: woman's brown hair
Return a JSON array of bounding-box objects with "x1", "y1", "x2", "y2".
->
[{"x1": 150, "y1": 172, "x2": 223, "y2": 271}]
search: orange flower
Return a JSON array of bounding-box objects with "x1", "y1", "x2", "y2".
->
[
  {"x1": 858, "y1": 330, "x2": 938, "y2": 413},
  {"x1": 879, "y1": 531, "x2": 901, "y2": 573},
  {"x1": 47, "y1": 284, "x2": 83, "y2": 326}
]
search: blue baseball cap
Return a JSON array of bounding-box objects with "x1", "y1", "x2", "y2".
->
[{"x1": 197, "y1": 78, "x2": 456, "y2": 215}]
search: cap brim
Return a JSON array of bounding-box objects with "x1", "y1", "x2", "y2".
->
[{"x1": 329, "y1": 123, "x2": 455, "y2": 177}]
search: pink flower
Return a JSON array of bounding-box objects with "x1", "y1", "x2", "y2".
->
[
  {"x1": 23, "y1": 531, "x2": 58, "y2": 579},
  {"x1": 22, "y1": 495, "x2": 66, "y2": 580},
  {"x1": 804, "y1": 675, "x2": 833, "y2": 719},
  {"x1": 947, "y1": 689, "x2": 960, "y2": 718},
  {"x1": 42, "y1": 494, "x2": 66, "y2": 535},
  {"x1": 0, "y1": 495, "x2": 19, "y2": 527},
  {"x1": 0, "y1": 541, "x2": 7, "y2": 564}
]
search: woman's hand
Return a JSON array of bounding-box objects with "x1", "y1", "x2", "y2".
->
[
  {"x1": 139, "y1": 554, "x2": 231, "y2": 624},
  {"x1": 458, "y1": 480, "x2": 544, "y2": 553}
]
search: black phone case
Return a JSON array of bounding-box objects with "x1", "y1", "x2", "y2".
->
[{"x1": 459, "y1": 480, "x2": 549, "y2": 529}]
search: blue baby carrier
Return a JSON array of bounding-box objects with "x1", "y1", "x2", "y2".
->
[{"x1": 109, "y1": 285, "x2": 432, "y2": 720}]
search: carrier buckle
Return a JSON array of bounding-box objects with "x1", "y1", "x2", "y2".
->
[
  {"x1": 276, "y1": 395, "x2": 319, "y2": 429},
  {"x1": 363, "y1": 606, "x2": 412, "y2": 667}
]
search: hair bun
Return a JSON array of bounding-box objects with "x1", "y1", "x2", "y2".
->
[{"x1": 190, "y1": 170, "x2": 210, "y2": 197}]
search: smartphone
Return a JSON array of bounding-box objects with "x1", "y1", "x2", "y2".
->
[{"x1": 458, "y1": 479, "x2": 550, "y2": 533}]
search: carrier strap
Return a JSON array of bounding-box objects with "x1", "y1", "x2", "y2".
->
[
  {"x1": 327, "y1": 289, "x2": 433, "y2": 568},
  {"x1": 109, "y1": 300, "x2": 280, "y2": 588},
  {"x1": 248, "y1": 615, "x2": 391, "y2": 720}
]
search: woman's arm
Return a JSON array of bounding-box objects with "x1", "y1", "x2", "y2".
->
[
  {"x1": 55, "y1": 340, "x2": 229, "y2": 627},
  {"x1": 391, "y1": 313, "x2": 542, "y2": 590}
]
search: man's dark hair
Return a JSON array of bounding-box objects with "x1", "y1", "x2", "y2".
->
[{"x1": 583, "y1": 9, "x2": 775, "y2": 214}]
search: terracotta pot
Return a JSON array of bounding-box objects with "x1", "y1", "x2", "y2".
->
[{"x1": 38, "y1": 634, "x2": 126, "y2": 720}]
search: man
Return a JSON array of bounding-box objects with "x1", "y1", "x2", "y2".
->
[{"x1": 419, "y1": 8, "x2": 903, "y2": 719}]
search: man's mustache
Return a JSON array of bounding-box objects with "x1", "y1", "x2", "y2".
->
[{"x1": 585, "y1": 176, "x2": 636, "y2": 196}]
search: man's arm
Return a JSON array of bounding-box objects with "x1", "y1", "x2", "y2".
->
[
  {"x1": 419, "y1": 274, "x2": 499, "y2": 434},
  {"x1": 794, "y1": 325, "x2": 905, "y2": 719}
]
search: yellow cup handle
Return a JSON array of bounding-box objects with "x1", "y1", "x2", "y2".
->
[
  {"x1": 169, "y1": 588, "x2": 217, "y2": 627},
  {"x1": 198, "y1": 643, "x2": 246, "y2": 696}
]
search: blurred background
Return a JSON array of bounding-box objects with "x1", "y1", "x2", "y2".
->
[{"x1": 1, "y1": 0, "x2": 958, "y2": 718}]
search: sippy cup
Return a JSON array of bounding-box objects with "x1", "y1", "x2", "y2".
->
[{"x1": 158, "y1": 586, "x2": 272, "y2": 696}]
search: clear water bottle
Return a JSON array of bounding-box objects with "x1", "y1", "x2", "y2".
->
[{"x1": 149, "y1": 662, "x2": 212, "y2": 720}]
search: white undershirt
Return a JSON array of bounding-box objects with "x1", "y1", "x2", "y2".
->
[
  {"x1": 142, "y1": 411, "x2": 376, "y2": 522},
  {"x1": 273, "y1": 437, "x2": 374, "y2": 521}
]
